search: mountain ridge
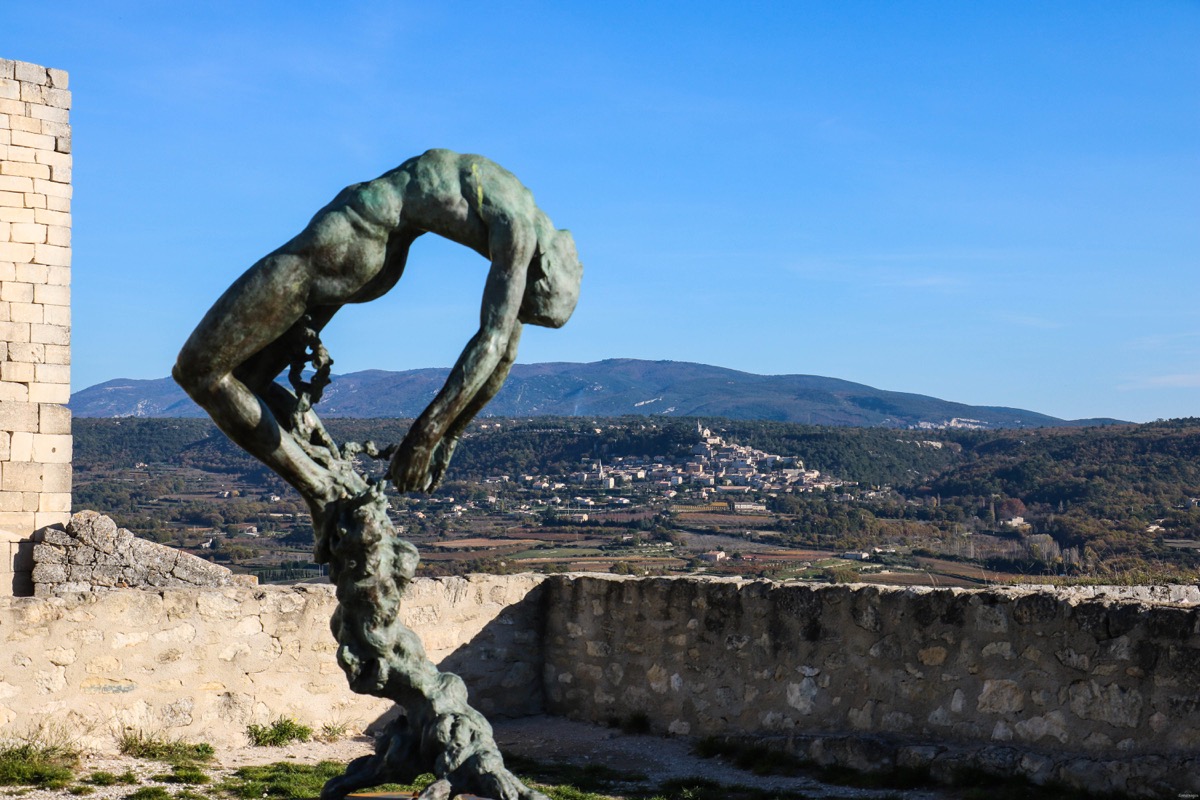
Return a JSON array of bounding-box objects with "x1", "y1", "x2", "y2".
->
[{"x1": 68, "y1": 359, "x2": 1124, "y2": 429}]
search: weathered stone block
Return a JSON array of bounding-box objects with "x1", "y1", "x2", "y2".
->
[
  {"x1": 0, "y1": 400, "x2": 38, "y2": 431},
  {"x1": 27, "y1": 382, "x2": 69, "y2": 404}
]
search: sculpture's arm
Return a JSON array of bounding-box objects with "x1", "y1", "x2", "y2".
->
[
  {"x1": 424, "y1": 326, "x2": 522, "y2": 489},
  {"x1": 389, "y1": 221, "x2": 530, "y2": 492}
]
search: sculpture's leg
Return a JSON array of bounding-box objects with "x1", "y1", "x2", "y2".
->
[{"x1": 316, "y1": 466, "x2": 545, "y2": 800}]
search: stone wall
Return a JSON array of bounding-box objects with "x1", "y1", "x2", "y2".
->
[
  {"x1": 0, "y1": 58, "x2": 72, "y2": 541},
  {"x1": 3, "y1": 573, "x2": 1198, "y2": 795},
  {"x1": 0, "y1": 574, "x2": 544, "y2": 751},
  {"x1": 545, "y1": 575, "x2": 1200, "y2": 796}
]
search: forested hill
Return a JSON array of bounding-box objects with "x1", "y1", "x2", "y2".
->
[{"x1": 69, "y1": 359, "x2": 1121, "y2": 429}]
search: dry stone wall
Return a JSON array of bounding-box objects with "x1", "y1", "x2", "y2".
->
[
  {"x1": 30, "y1": 511, "x2": 236, "y2": 595},
  {"x1": 544, "y1": 575, "x2": 1200, "y2": 797},
  {"x1": 0, "y1": 58, "x2": 72, "y2": 539}
]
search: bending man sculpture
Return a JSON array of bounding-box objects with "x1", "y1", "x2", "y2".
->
[{"x1": 174, "y1": 149, "x2": 581, "y2": 800}]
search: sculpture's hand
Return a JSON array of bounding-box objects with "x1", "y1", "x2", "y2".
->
[
  {"x1": 426, "y1": 436, "x2": 459, "y2": 491},
  {"x1": 388, "y1": 438, "x2": 436, "y2": 493}
]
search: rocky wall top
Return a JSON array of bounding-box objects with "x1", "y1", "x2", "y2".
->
[{"x1": 31, "y1": 511, "x2": 236, "y2": 595}]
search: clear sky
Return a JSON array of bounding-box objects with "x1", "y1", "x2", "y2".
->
[{"x1": 5, "y1": 1, "x2": 1198, "y2": 423}]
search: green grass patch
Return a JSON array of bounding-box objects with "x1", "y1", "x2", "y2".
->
[
  {"x1": 245, "y1": 718, "x2": 313, "y2": 747},
  {"x1": 85, "y1": 770, "x2": 140, "y2": 787},
  {"x1": 67, "y1": 787, "x2": 95, "y2": 796},
  {"x1": 150, "y1": 764, "x2": 210, "y2": 785},
  {"x1": 173, "y1": 791, "x2": 210, "y2": 800},
  {"x1": 0, "y1": 730, "x2": 81, "y2": 789},
  {"x1": 118, "y1": 731, "x2": 214, "y2": 765},
  {"x1": 216, "y1": 761, "x2": 420, "y2": 800},
  {"x1": 125, "y1": 788, "x2": 172, "y2": 800}
]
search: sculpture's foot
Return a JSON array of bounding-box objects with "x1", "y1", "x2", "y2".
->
[{"x1": 320, "y1": 711, "x2": 547, "y2": 800}]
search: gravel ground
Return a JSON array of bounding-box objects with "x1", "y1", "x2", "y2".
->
[{"x1": 10, "y1": 716, "x2": 953, "y2": 800}]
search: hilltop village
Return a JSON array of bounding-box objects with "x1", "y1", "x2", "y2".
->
[{"x1": 485, "y1": 423, "x2": 844, "y2": 522}]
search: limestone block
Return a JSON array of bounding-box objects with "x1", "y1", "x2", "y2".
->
[
  {"x1": 7, "y1": 302, "x2": 40, "y2": 323},
  {"x1": 23, "y1": 193, "x2": 46, "y2": 209},
  {"x1": 9, "y1": 223, "x2": 45, "y2": 244},
  {"x1": 32, "y1": 153, "x2": 69, "y2": 176},
  {"x1": 45, "y1": 89, "x2": 70, "y2": 110},
  {"x1": 0, "y1": 321, "x2": 30, "y2": 344},
  {"x1": 0, "y1": 191, "x2": 22, "y2": 207},
  {"x1": 32, "y1": 435, "x2": 71, "y2": 464},
  {"x1": 0, "y1": 431, "x2": 8, "y2": 460},
  {"x1": 44, "y1": 226, "x2": 69, "y2": 248},
  {"x1": 42, "y1": 304, "x2": 68, "y2": 326},
  {"x1": 0, "y1": 206, "x2": 35, "y2": 223},
  {"x1": 10, "y1": 130, "x2": 53, "y2": 151},
  {"x1": 34, "y1": 364, "x2": 69, "y2": 385},
  {"x1": 0, "y1": 242, "x2": 34, "y2": 262},
  {"x1": 34, "y1": 511, "x2": 69, "y2": 530},
  {"x1": 5, "y1": 145, "x2": 38, "y2": 164},
  {"x1": 9, "y1": 342, "x2": 43, "y2": 362},
  {"x1": 30, "y1": 323, "x2": 68, "y2": 345},
  {"x1": 28, "y1": 383, "x2": 69, "y2": 404},
  {"x1": 46, "y1": 195, "x2": 69, "y2": 212},
  {"x1": 13, "y1": 62, "x2": 47, "y2": 85},
  {"x1": 41, "y1": 464, "x2": 70, "y2": 494},
  {"x1": 46, "y1": 267, "x2": 69, "y2": 286},
  {"x1": 1, "y1": 281, "x2": 33, "y2": 302},
  {"x1": 19, "y1": 83, "x2": 46, "y2": 104},
  {"x1": 29, "y1": 105, "x2": 68, "y2": 124},
  {"x1": 43, "y1": 345, "x2": 68, "y2": 364},
  {"x1": 33, "y1": 208, "x2": 68, "y2": 227},
  {"x1": 1, "y1": 162, "x2": 50, "y2": 180},
  {"x1": 39, "y1": 404, "x2": 70, "y2": 434},
  {"x1": 50, "y1": 164, "x2": 70, "y2": 184},
  {"x1": 8, "y1": 431, "x2": 33, "y2": 461},
  {"x1": 0, "y1": 175, "x2": 33, "y2": 193},
  {"x1": 10, "y1": 119, "x2": 43, "y2": 137},
  {"x1": 0, "y1": 401, "x2": 38, "y2": 431},
  {"x1": 33, "y1": 244, "x2": 69, "y2": 267},
  {"x1": 0, "y1": 511, "x2": 35, "y2": 532},
  {"x1": 32, "y1": 178, "x2": 70, "y2": 199},
  {"x1": 0, "y1": 360, "x2": 34, "y2": 382},
  {"x1": 0, "y1": 99, "x2": 25, "y2": 116},
  {"x1": 0, "y1": 382, "x2": 29, "y2": 401},
  {"x1": 0, "y1": 80, "x2": 17, "y2": 101}
]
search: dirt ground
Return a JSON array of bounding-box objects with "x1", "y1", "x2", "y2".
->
[{"x1": 13, "y1": 716, "x2": 953, "y2": 800}]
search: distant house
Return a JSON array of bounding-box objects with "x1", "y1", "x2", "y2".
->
[
  {"x1": 840, "y1": 551, "x2": 870, "y2": 561},
  {"x1": 699, "y1": 551, "x2": 727, "y2": 563}
]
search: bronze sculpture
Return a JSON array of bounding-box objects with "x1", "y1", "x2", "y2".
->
[{"x1": 175, "y1": 149, "x2": 581, "y2": 800}]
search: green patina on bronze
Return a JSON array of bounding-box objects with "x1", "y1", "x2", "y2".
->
[{"x1": 174, "y1": 149, "x2": 582, "y2": 800}]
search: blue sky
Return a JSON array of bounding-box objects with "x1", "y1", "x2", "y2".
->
[{"x1": 5, "y1": 1, "x2": 1198, "y2": 422}]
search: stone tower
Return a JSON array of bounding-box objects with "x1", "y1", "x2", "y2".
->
[{"x1": 0, "y1": 59, "x2": 71, "y2": 594}]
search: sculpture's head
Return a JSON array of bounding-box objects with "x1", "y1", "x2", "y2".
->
[{"x1": 521, "y1": 229, "x2": 581, "y2": 328}]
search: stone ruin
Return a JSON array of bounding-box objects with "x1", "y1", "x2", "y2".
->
[{"x1": 30, "y1": 509, "x2": 237, "y2": 595}]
